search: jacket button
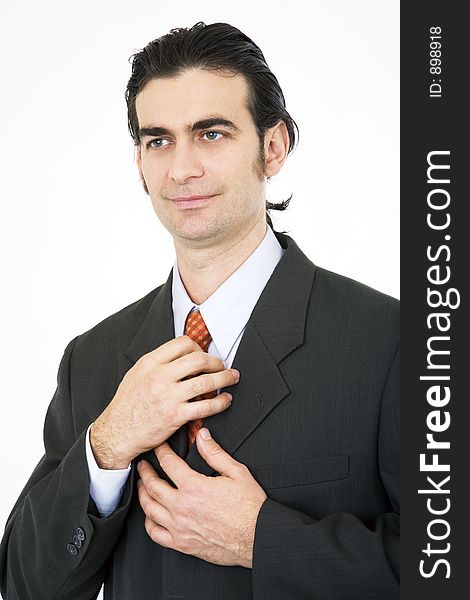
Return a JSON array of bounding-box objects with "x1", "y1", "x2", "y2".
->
[
  {"x1": 67, "y1": 543, "x2": 78, "y2": 556},
  {"x1": 75, "y1": 527, "x2": 86, "y2": 541},
  {"x1": 73, "y1": 535, "x2": 83, "y2": 548}
]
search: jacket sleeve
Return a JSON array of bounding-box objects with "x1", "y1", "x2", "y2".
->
[
  {"x1": 0, "y1": 337, "x2": 135, "y2": 600},
  {"x1": 251, "y1": 345, "x2": 400, "y2": 600}
]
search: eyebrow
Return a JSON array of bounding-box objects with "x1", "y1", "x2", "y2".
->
[{"x1": 138, "y1": 116, "x2": 241, "y2": 139}]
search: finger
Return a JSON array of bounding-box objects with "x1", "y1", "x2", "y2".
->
[
  {"x1": 155, "y1": 443, "x2": 197, "y2": 488},
  {"x1": 144, "y1": 515, "x2": 174, "y2": 548},
  {"x1": 168, "y1": 350, "x2": 230, "y2": 381},
  {"x1": 195, "y1": 428, "x2": 245, "y2": 479},
  {"x1": 138, "y1": 459, "x2": 176, "y2": 503},
  {"x1": 139, "y1": 335, "x2": 201, "y2": 368},
  {"x1": 178, "y1": 368, "x2": 240, "y2": 403},
  {"x1": 180, "y1": 392, "x2": 233, "y2": 423},
  {"x1": 137, "y1": 479, "x2": 172, "y2": 528}
]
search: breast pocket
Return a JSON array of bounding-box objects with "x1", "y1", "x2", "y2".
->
[{"x1": 252, "y1": 455, "x2": 349, "y2": 490}]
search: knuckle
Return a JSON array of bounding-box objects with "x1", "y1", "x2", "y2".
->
[
  {"x1": 236, "y1": 463, "x2": 250, "y2": 477},
  {"x1": 151, "y1": 527, "x2": 166, "y2": 546},
  {"x1": 188, "y1": 379, "x2": 201, "y2": 396},
  {"x1": 158, "y1": 453, "x2": 173, "y2": 472},
  {"x1": 210, "y1": 398, "x2": 225, "y2": 415},
  {"x1": 149, "y1": 528, "x2": 159, "y2": 543},
  {"x1": 144, "y1": 517, "x2": 153, "y2": 535},
  {"x1": 137, "y1": 353, "x2": 153, "y2": 371},
  {"x1": 144, "y1": 371, "x2": 164, "y2": 395},
  {"x1": 143, "y1": 500, "x2": 154, "y2": 517},
  {"x1": 175, "y1": 501, "x2": 192, "y2": 521},
  {"x1": 200, "y1": 374, "x2": 212, "y2": 391},
  {"x1": 194, "y1": 400, "x2": 211, "y2": 419},
  {"x1": 226, "y1": 370, "x2": 236, "y2": 385},
  {"x1": 183, "y1": 335, "x2": 199, "y2": 351},
  {"x1": 207, "y1": 443, "x2": 223, "y2": 457},
  {"x1": 148, "y1": 480, "x2": 162, "y2": 500},
  {"x1": 177, "y1": 534, "x2": 190, "y2": 553},
  {"x1": 191, "y1": 351, "x2": 206, "y2": 369},
  {"x1": 144, "y1": 370, "x2": 158, "y2": 387},
  {"x1": 150, "y1": 530, "x2": 161, "y2": 544},
  {"x1": 191, "y1": 375, "x2": 209, "y2": 396},
  {"x1": 220, "y1": 394, "x2": 231, "y2": 408}
]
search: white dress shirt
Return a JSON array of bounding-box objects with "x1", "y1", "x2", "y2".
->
[{"x1": 85, "y1": 225, "x2": 284, "y2": 517}]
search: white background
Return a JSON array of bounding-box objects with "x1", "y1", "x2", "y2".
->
[{"x1": 0, "y1": 1, "x2": 399, "y2": 596}]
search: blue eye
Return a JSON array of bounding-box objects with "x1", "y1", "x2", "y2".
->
[
  {"x1": 203, "y1": 131, "x2": 223, "y2": 141},
  {"x1": 148, "y1": 138, "x2": 170, "y2": 149}
]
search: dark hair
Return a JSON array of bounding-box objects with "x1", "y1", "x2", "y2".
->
[{"x1": 125, "y1": 22, "x2": 299, "y2": 228}]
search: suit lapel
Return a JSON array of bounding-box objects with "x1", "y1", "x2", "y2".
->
[
  {"x1": 186, "y1": 233, "x2": 316, "y2": 476},
  {"x1": 125, "y1": 270, "x2": 175, "y2": 362}
]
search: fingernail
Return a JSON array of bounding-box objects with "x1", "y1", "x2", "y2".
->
[
  {"x1": 200, "y1": 427, "x2": 211, "y2": 440},
  {"x1": 226, "y1": 393, "x2": 233, "y2": 402},
  {"x1": 231, "y1": 369, "x2": 240, "y2": 381}
]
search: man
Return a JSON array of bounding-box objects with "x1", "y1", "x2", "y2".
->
[{"x1": 0, "y1": 22, "x2": 399, "y2": 599}]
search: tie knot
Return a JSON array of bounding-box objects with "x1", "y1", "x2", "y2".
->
[{"x1": 184, "y1": 309, "x2": 212, "y2": 351}]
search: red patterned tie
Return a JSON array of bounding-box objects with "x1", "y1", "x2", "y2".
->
[{"x1": 184, "y1": 309, "x2": 215, "y2": 446}]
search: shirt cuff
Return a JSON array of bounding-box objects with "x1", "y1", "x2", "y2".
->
[{"x1": 85, "y1": 423, "x2": 131, "y2": 518}]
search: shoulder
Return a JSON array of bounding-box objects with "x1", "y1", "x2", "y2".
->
[
  {"x1": 313, "y1": 266, "x2": 399, "y2": 315},
  {"x1": 308, "y1": 265, "x2": 399, "y2": 352},
  {"x1": 278, "y1": 232, "x2": 399, "y2": 330},
  {"x1": 72, "y1": 284, "x2": 163, "y2": 356}
]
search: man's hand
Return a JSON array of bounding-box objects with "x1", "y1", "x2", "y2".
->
[
  {"x1": 137, "y1": 428, "x2": 267, "y2": 569},
  {"x1": 90, "y1": 336, "x2": 239, "y2": 469}
]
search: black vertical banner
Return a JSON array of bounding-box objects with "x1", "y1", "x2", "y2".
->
[{"x1": 401, "y1": 2, "x2": 468, "y2": 598}]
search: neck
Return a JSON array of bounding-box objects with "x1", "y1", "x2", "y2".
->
[{"x1": 175, "y1": 214, "x2": 268, "y2": 305}]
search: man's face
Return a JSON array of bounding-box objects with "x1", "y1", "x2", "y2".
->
[{"x1": 135, "y1": 69, "x2": 267, "y2": 248}]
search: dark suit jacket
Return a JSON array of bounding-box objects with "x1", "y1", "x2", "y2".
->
[{"x1": 0, "y1": 232, "x2": 399, "y2": 599}]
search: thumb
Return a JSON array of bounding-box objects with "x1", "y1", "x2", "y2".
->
[{"x1": 196, "y1": 428, "x2": 240, "y2": 478}]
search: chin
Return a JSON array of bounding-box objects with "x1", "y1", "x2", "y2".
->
[
  {"x1": 178, "y1": 221, "x2": 236, "y2": 245},
  {"x1": 169, "y1": 222, "x2": 216, "y2": 242}
]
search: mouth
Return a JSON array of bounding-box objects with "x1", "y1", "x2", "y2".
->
[{"x1": 170, "y1": 194, "x2": 219, "y2": 209}]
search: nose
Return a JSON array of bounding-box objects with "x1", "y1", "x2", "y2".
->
[{"x1": 168, "y1": 139, "x2": 204, "y2": 184}]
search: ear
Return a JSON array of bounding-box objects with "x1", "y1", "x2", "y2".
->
[{"x1": 263, "y1": 121, "x2": 290, "y2": 178}]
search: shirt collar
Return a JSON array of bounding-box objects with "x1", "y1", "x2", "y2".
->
[{"x1": 172, "y1": 226, "x2": 284, "y2": 361}]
